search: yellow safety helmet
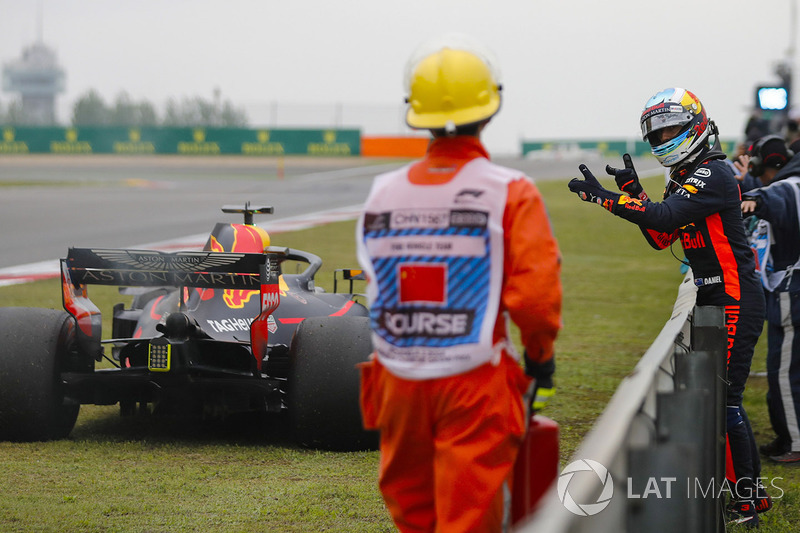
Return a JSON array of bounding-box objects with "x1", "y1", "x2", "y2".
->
[{"x1": 404, "y1": 36, "x2": 502, "y2": 132}]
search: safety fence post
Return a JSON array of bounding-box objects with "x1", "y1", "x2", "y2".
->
[
  {"x1": 688, "y1": 305, "x2": 728, "y2": 533},
  {"x1": 672, "y1": 352, "x2": 718, "y2": 532}
]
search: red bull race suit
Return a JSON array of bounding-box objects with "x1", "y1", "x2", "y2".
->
[{"x1": 613, "y1": 146, "x2": 766, "y2": 500}]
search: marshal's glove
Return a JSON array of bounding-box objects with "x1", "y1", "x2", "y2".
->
[
  {"x1": 568, "y1": 164, "x2": 622, "y2": 213},
  {"x1": 607, "y1": 153, "x2": 649, "y2": 201},
  {"x1": 524, "y1": 352, "x2": 555, "y2": 413}
]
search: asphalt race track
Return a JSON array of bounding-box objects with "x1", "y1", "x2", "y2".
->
[{"x1": 0, "y1": 154, "x2": 662, "y2": 274}]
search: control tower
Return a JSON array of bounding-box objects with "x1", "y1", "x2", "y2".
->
[{"x1": 2, "y1": 41, "x2": 65, "y2": 125}]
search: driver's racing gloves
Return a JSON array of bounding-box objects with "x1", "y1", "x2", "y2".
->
[
  {"x1": 606, "y1": 153, "x2": 649, "y2": 201},
  {"x1": 568, "y1": 164, "x2": 625, "y2": 213}
]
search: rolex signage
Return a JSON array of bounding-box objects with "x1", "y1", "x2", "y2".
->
[{"x1": 0, "y1": 127, "x2": 361, "y2": 155}]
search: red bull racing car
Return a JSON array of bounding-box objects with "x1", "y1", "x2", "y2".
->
[{"x1": 0, "y1": 204, "x2": 375, "y2": 451}]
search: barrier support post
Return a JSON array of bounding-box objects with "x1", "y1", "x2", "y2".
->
[{"x1": 689, "y1": 306, "x2": 728, "y2": 533}]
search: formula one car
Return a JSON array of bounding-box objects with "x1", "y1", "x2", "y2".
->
[{"x1": 0, "y1": 204, "x2": 376, "y2": 451}]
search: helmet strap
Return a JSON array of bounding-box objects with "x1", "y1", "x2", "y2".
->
[{"x1": 707, "y1": 120, "x2": 720, "y2": 150}]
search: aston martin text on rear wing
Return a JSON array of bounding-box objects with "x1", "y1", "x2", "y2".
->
[
  {"x1": 64, "y1": 248, "x2": 271, "y2": 289},
  {"x1": 61, "y1": 248, "x2": 285, "y2": 360}
]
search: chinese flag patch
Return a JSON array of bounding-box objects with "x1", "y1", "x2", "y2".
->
[{"x1": 398, "y1": 263, "x2": 447, "y2": 304}]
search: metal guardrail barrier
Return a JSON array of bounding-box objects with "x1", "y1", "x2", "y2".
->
[{"x1": 518, "y1": 273, "x2": 727, "y2": 532}]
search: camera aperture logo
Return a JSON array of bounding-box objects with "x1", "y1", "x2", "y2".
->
[{"x1": 558, "y1": 459, "x2": 614, "y2": 516}]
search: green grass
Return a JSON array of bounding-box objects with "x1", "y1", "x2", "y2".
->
[
  {"x1": 0, "y1": 411, "x2": 389, "y2": 532},
  {"x1": 0, "y1": 175, "x2": 798, "y2": 531}
]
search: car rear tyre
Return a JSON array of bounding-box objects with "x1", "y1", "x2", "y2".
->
[
  {"x1": 0, "y1": 307, "x2": 81, "y2": 441},
  {"x1": 287, "y1": 315, "x2": 377, "y2": 451}
]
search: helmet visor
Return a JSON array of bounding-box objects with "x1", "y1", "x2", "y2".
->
[
  {"x1": 641, "y1": 110, "x2": 692, "y2": 141},
  {"x1": 651, "y1": 127, "x2": 693, "y2": 157}
]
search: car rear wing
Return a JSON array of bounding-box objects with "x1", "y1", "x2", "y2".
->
[
  {"x1": 64, "y1": 248, "x2": 266, "y2": 289},
  {"x1": 61, "y1": 247, "x2": 285, "y2": 361}
]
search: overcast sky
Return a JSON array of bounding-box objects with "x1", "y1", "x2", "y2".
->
[{"x1": 0, "y1": 0, "x2": 796, "y2": 154}]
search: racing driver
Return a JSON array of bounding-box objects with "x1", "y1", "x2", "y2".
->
[
  {"x1": 567, "y1": 88, "x2": 767, "y2": 528},
  {"x1": 356, "y1": 34, "x2": 562, "y2": 532}
]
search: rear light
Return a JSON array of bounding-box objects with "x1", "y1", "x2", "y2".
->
[
  {"x1": 334, "y1": 269, "x2": 365, "y2": 293},
  {"x1": 148, "y1": 338, "x2": 171, "y2": 372}
]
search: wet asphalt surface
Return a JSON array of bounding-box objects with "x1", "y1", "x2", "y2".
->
[{"x1": 0, "y1": 154, "x2": 660, "y2": 269}]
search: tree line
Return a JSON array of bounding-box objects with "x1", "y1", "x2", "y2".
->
[{"x1": 0, "y1": 89, "x2": 248, "y2": 127}]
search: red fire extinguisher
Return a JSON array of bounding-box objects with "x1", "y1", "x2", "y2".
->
[{"x1": 511, "y1": 414, "x2": 560, "y2": 525}]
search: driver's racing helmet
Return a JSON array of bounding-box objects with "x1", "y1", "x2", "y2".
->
[
  {"x1": 404, "y1": 34, "x2": 502, "y2": 132},
  {"x1": 640, "y1": 88, "x2": 711, "y2": 167}
]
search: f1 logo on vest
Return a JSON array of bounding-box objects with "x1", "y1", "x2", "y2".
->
[{"x1": 398, "y1": 263, "x2": 447, "y2": 305}]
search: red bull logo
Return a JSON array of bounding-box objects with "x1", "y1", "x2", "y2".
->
[
  {"x1": 224, "y1": 290, "x2": 257, "y2": 309},
  {"x1": 681, "y1": 232, "x2": 706, "y2": 250},
  {"x1": 207, "y1": 223, "x2": 270, "y2": 309}
]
